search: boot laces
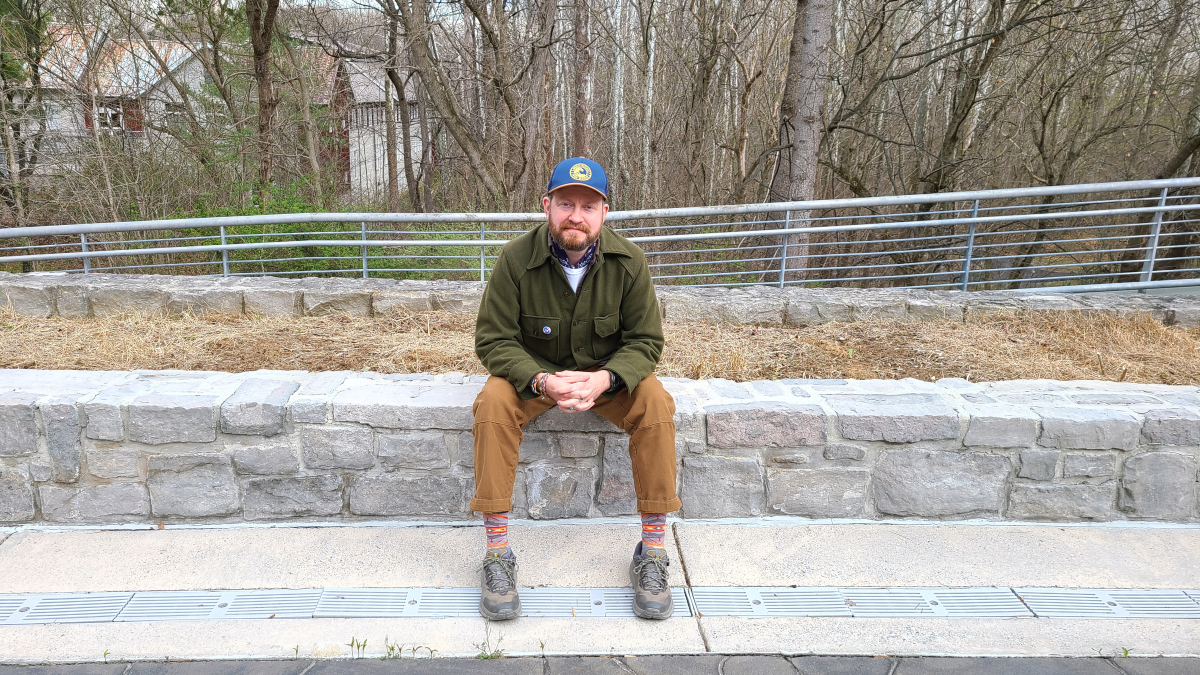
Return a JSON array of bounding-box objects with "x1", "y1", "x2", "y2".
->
[
  {"x1": 634, "y1": 554, "x2": 670, "y2": 594},
  {"x1": 481, "y1": 554, "x2": 517, "y2": 594}
]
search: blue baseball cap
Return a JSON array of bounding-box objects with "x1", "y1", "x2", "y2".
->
[{"x1": 547, "y1": 157, "x2": 607, "y2": 199}]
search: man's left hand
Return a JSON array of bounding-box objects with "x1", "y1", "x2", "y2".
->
[{"x1": 553, "y1": 369, "x2": 610, "y2": 413}]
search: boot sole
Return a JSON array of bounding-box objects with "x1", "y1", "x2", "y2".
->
[
  {"x1": 479, "y1": 596, "x2": 521, "y2": 621},
  {"x1": 629, "y1": 563, "x2": 674, "y2": 620}
]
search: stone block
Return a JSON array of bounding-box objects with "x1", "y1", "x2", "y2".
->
[
  {"x1": 907, "y1": 294, "x2": 966, "y2": 322},
  {"x1": 1141, "y1": 408, "x2": 1200, "y2": 446},
  {"x1": 88, "y1": 449, "x2": 142, "y2": 478},
  {"x1": 128, "y1": 394, "x2": 217, "y2": 444},
  {"x1": 661, "y1": 287, "x2": 786, "y2": 325},
  {"x1": 147, "y1": 454, "x2": 240, "y2": 518},
  {"x1": 559, "y1": 434, "x2": 600, "y2": 458},
  {"x1": 1018, "y1": 449, "x2": 1058, "y2": 481},
  {"x1": 524, "y1": 464, "x2": 597, "y2": 519},
  {"x1": 0, "y1": 391, "x2": 39, "y2": 457},
  {"x1": 90, "y1": 285, "x2": 169, "y2": 317},
  {"x1": 1062, "y1": 452, "x2": 1114, "y2": 478},
  {"x1": 377, "y1": 432, "x2": 451, "y2": 470},
  {"x1": 303, "y1": 291, "x2": 371, "y2": 317},
  {"x1": 54, "y1": 281, "x2": 90, "y2": 318},
  {"x1": 166, "y1": 288, "x2": 243, "y2": 316},
  {"x1": 430, "y1": 284, "x2": 485, "y2": 313},
  {"x1": 750, "y1": 380, "x2": 787, "y2": 397},
  {"x1": 681, "y1": 456, "x2": 764, "y2": 518},
  {"x1": 1034, "y1": 407, "x2": 1141, "y2": 451},
  {"x1": 288, "y1": 396, "x2": 330, "y2": 424},
  {"x1": 1007, "y1": 483, "x2": 1115, "y2": 521},
  {"x1": 528, "y1": 407, "x2": 621, "y2": 433},
  {"x1": 349, "y1": 472, "x2": 469, "y2": 516},
  {"x1": 1069, "y1": 393, "x2": 1161, "y2": 406},
  {"x1": 455, "y1": 431, "x2": 475, "y2": 467},
  {"x1": 784, "y1": 289, "x2": 853, "y2": 325},
  {"x1": 243, "y1": 475, "x2": 344, "y2": 519},
  {"x1": 28, "y1": 462, "x2": 53, "y2": 483},
  {"x1": 230, "y1": 444, "x2": 299, "y2": 475},
  {"x1": 298, "y1": 372, "x2": 350, "y2": 396},
  {"x1": 84, "y1": 386, "x2": 133, "y2": 441},
  {"x1": 519, "y1": 434, "x2": 556, "y2": 463},
  {"x1": 243, "y1": 289, "x2": 301, "y2": 317},
  {"x1": 0, "y1": 278, "x2": 54, "y2": 317},
  {"x1": 767, "y1": 468, "x2": 870, "y2": 518},
  {"x1": 963, "y1": 405, "x2": 1039, "y2": 448},
  {"x1": 333, "y1": 384, "x2": 475, "y2": 430},
  {"x1": 873, "y1": 450, "x2": 1011, "y2": 517},
  {"x1": 40, "y1": 396, "x2": 82, "y2": 482},
  {"x1": 220, "y1": 378, "x2": 299, "y2": 436},
  {"x1": 852, "y1": 297, "x2": 908, "y2": 321},
  {"x1": 1120, "y1": 452, "x2": 1198, "y2": 520},
  {"x1": 0, "y1": 468, "x2": 34, "y2": 522},
  {"x1": 707, "y1": 379, "x2": 754, "y2": 400},
  {"x1": 39, "y1": 484, "x2": 151, "y2": 522},
  {"x1": 706, "y1": 402, "x2": 827, "y2": 448},
  {"x1": 596, "y1": 435, "x2": 636, "y2": 516},
  {"x1": 823, "y1": 444, "x2": 866, "y2": 461},
  {"x1": 371, "y1": 290, "x2": 432, "y2": 314},
  {"x1": 826, "y1": 394, "x2": 961, "y2": 443},
  {"x1": 300, "y1": 425, "x2": 374, "y2": 470}
]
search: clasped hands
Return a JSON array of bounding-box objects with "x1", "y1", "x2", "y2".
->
[{"x1": 541, "y1": 370, "x2": 610, "y2": 413}]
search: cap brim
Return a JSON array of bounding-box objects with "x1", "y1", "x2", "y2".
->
[{"x1": 549, "y1": 182, "x2": 607, "y2": 199}]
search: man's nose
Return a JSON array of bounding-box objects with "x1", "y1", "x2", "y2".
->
[{"x1": 568, "y1": 208, "x2": 585, "y2": 224}]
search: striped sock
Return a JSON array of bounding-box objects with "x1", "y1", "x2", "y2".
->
[
  {"x1": 484, "y1": 512, "x2": 509, "y2": 551},
  {"x1": 641, "y1": 513, "x2": 667, "y2": 549}
]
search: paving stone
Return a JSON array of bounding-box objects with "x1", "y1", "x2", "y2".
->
[
  {"x1": 348, "y1": 472, "x2": 469, "y2": 516},
  {"x1": 1007, "y1": 483, "x2": 1115, "y2": 520},
  {"x1": 1062, "y1": 452, "x2": 1115, "y2": 478},
  {"x1": 767, "y1": 468, "x2": 870, "y2": 517},
  {"x1": 229, "y1": 444, "x2": 299, "y2": 475},
  {"x1": 0, "y1": 391, "x2": 39, "y2": 456},
  {"x1": 1034, "y1": 406, "x2": 1141, "y2": 451},
  {"x1": 519, "y1": 433, "x2": 556, "y2": 463},
  {"x1": 963, "y1": 404, "x2": 1039, "y2": 448},
  {"x1": 300, "y1": 425, "x2": 374, "y2": 470},
  {"x1": 720, "y1": 656, "x2": 799, "y2": 675},
  {"x1": 1120, "y1": 452, "x2": 1198, "y2": 519},
  {"x1": 243, "y1": 475, "x2": 344, "y2": 519},
  {"x1": 826, "y1": 394, "x2": 961, "y2": 443},
  {"x1": 545, "y1": 657, "x2": 630, "y2": 674},
  {"x1": 706, "y1": 402, "x2": 827, "y2": 448},
  {"x1": 525, "y1": 464, "x2": 597, "y2": 519},
  {"x1": 559, "y1": 433, "x2": 600, "y2": 458},
  {"x1": 129, "y1": 660, "x2": 314, "y2": 674},
  {"x1": 147, "y1": 454, "x2": 240, "y2": 518},
  {"x1": 296, "y1": 371, "x2": 350, "y2": 396},
  {"x1": 790, "y1": 656, "x2": 897, "y2": 675},
  {"x1": 708, "y1": 378, "x2": 755, "y2": 399},
  {"x1": 1018, "y1": 449, "x2": 1058, "y2": 480},
  {"x1": 681, "y1": 455, "x2": 764, "y2": 518},
  {"x1": 750, "y1": 380, "x2": 787, "y2": 397},
  {"x1": 40, "y1": 395, "x2": 83, "y2": 481},
  {"x1": 596, "y1": 435, "x2": 636, "y2": 516},
  {"x1": 0, "y1": 467, "x2": 34, "y2": 522},
  {"x1": 621, "y1": 655, "x2": 727, "y2": 675},
  {"x1": 128, "y1": 394, "x2": 218, "y2": 444},
  {"x1": 873, "y1": 450, "x2": 1011, "y2": 517},
  {"x1": 39, "y1": 483, "x2": 151, "y2": 522},
  {"x1": 333, "y1": 384, "x2": 475, "y2": 430},
  {"x1": 88, "y1": 448, "x2": 142, "y2": 478},
  {"x1": 1141, "y1": 408, "x2": 1200, "y2": 446},
  {"x1": 377, "y1": 431, "x2": 451, "y2": 470},
  {"x1": 220, "y1": 378, "x2": 299, "y2": 436},
  {"x1": 1069, "y1": 393, "x2": 1162, "y2": 405},
  {"x1": 824, "y1": 443, "x2": 866, "y2": 461},
  {"x1": 528, "y1": 407, "x2": 621, "y2": 432}
]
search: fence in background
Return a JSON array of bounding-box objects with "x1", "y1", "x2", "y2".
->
[{"x1": 1, "y1": 178, "x2": 1199, "y2": 292}]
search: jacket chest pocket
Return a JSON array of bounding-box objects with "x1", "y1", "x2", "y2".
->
[
  {"x1": 520, "y1": 314, "x2": 561, "y2": 362},
  {"x1": 591, "y1": 311, "x2": 621, "y2": 360}
]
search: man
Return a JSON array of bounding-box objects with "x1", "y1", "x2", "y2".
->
[{"x1": 471, "y1": 157, "x2": 681, "y2": 621}]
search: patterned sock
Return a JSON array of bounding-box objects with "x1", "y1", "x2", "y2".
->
[
  {"x1": 641, "y1": 513, "x2": 667, "y2": 550},
  {"x1": 484, "y1": 512, "x2": 509, "y2": 551}
]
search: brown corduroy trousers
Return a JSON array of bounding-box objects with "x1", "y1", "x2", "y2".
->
[{"x1": 469, "y1": 374, "x2": 682, "y2": 514}]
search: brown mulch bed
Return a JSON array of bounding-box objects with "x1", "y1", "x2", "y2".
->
[{"x1": 2, "y1": 307, "x2": 1198, "y2": 384}]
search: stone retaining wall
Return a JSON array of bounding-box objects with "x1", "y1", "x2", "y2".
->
[
  {"x1": 1, "y1": 369, "x2": 1197, "y2": 525},
  {"x1": 2, "y1": 272, "x2": 1198, "y2": 326}
]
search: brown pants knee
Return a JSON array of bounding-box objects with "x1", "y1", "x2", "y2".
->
[{"x1": 470, "y1": 374, "x2": 682, "y2": 514}]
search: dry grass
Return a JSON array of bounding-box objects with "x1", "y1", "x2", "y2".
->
[{"x1": 2, "y1": 306, "x2": 1198, "y2": 384}]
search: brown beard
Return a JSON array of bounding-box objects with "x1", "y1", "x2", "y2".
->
[{"x1": 549, "y1": 220, "x2": 601, "y2": 252}]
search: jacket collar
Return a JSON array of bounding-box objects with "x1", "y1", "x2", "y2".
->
[{"x1": 527, "y1": 220, "x2": 630, "y2": 270}]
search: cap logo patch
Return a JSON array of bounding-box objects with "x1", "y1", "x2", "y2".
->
[
  {"x1": 569, "y1": 163, "x2": 592, "y2": 181},
  {"x1": 542, "y1": 326, "x2": 552, "y2": 334}
]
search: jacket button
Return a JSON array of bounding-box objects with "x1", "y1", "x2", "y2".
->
[
  {"x1": 574, "y1": 347, "x2": 581, "y2": 353},
  {"x1": 572, "y1": 320, "x2": 579, "y2": 326},
  {"x1": 563, "y1": 291, "x2": 569, "y2": 297}
]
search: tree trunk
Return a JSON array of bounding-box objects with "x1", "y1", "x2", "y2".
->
[
  {"x1": 246, "y1": 0, "x2": 281, "y2": 205},
  {"x1": 384, "y1": 76, "x2": 400, "y2": 210},
  {"x1": 768, "y1": 0, "x2": 832, "y2": 281},
  {"x1": 572, "y1": 0, "x2": 591, "y2": 156},
  {"x1": 276, "y1": 27, "x2": 324, "y2": 204}
]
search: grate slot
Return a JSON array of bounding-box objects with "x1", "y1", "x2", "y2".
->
[
  {"x1": 758, "y1": 588, "x2": 851, "y2": 617},
  {"x1": 1016, "y1": 589, "x2": 1118, "y2": 618},
  {"x1": 598, "y1": 588, "x2": 690, "y2": 618},
  {"x1": 6, "y1": 593, "x2": 133, "y2": 624},
  {"x1": 315, "y1": 588, "x2": 413, "y2": 618},
  {"x1": 414, "y1": 588, "x2": 481, "y2": 617},
  {"x1": 116, "y1": 592, "x2": 221, "y2": 622},
  {"x1": 929, "y1": 588, "x2": 1033, "y2": 618},
  {"x1": 0, "y1": 595, "x2": 26, "y2": 623},
  {"x1": 1106, "y1": 590, "x2": 1200, "y2": 619},
  {"x1": 691, "y1": 588, "x2": 754, "y2": 616},
  {"x1": 221, "y1": 589, "x2": 323, "y2": 620},
  {"x1": 840, "y1": 588, "x2": 934, "y2": 617}
]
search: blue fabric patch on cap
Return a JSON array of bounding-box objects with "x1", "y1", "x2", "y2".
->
[{"x1": 548, "y1": 157, "x2": 607, "y2": 198}]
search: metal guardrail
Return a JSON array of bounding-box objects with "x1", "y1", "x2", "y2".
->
[{"x1": 2, "y1": 177, "x2": 1199, "y2": 292}]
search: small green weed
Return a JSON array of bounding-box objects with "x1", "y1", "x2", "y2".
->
[
  {"x1": 346, "y1": 636, "x2": 367, "y2": 658},
  {"x1": 475, "y1": 622, "x2": 505, "y2": 659}
]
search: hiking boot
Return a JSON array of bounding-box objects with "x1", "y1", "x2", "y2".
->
[
  {"x1": 629, "y1": 541, "x2": 673, "y2": 620},
  {"x1": 479, "y1": 547, "x2": 521, "y2": 621}
]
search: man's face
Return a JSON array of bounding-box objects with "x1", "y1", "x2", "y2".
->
[{"x1": 542, "y1": 185, "x2": 609, "y2": 252}]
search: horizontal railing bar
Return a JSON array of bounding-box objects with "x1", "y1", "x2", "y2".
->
[{"x1": 1010, "y1": 278, "x2": 1200, "y2": 293}]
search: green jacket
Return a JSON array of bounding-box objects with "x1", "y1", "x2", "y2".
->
[{"x1": 475, "y1": 221, "x2": 664, "y2": 399}]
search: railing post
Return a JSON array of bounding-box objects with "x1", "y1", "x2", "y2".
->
[
  {"x1": 960, "y1": 200, "x2": 979, "y2": 291},
  {"x1": 219, "y1": 225, "x2": 229, "y2": 277},
  {"x1": 80, "y1": 233, "x2": 90, "y2": 274},
  {"x1": 480, "y1": 221, "x2": 486, "y2": 282},
  {"x1": 361, "y1": 222, "x2": 369, "y2": 279},
  {"x1": 1139, "y1": 188, "x2": 1169, "y2": 287},
  {"x1": 779, "y1": 210, "x2": 791, "y2": 288}
]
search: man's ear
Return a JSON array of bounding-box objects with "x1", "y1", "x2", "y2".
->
[{"x1": 542, "y1": 195, "x2": 552, "y2": 217}]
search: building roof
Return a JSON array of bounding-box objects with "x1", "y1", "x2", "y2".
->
[{"x1": 39, "y1": 25, "x2": 195, "y2": 98}]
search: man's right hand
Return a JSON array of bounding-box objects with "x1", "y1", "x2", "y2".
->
[{"x1": 543, "y1": 372, "x2": 592, "y2": 412}]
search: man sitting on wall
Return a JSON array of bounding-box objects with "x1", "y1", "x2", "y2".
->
[{"x1": 470, "y1": 157, "x2": 681, "y2": 621}]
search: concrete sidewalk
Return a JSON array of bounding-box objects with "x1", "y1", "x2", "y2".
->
[{"x1": 0, "y1": 519, "x2": 1198, "y2": 663}]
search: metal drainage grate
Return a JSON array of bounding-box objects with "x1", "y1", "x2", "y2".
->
[
  {"x1": 690, "y1": 587, "x2": 848, "y2": 617},
  {"x1": 928, "y1": 588, "x2": 1032, "y2": 618},
  {"x1": 1016, "y1": 589, "x2": 1120, "y2": 618},
  {"x1": 1103, "y1": 590, "x2": 1200, "y2": 619},
  {"x1": 0, "y1": 595, "x2": 26, "y2": 623},
  {"x1": 2, "y1": 593, "x2": 133, "y2": 625},
  {"x1": 116, "y1": 591, "x2": 221, "y2": 622},
  {"x1": 314, "y1": 587, "x2": 690, "y2": 618},
  {"x1": 840, "y1": 588, "x2": 935, "y2": 617},
  {"x1": 316, "y1": 588, "x2": 415, "y2": 618},
  {"x1": 221, "y1": 589, "x2": 323, "y2": 620}
]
